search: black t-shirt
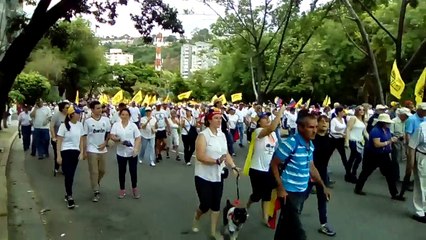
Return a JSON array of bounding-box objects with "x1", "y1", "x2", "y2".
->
[
  {"x1": 313, "y1": 134, "x2": 332, "y2": 168},
  {"x1": 221, "y1": 114, "x2": 229, "y2": 133}
]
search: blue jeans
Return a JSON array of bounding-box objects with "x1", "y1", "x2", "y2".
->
[
  {"x1": 303, "y1": 166, "x2": 328, "y2": 224},
  {"x1": 236, "y1": 122, "x2": 244, "y2": 145},
  {"x1": 20, "y1": 125, "x2": 32, "y2": 151},
  {"x1": 33, "y1": 128, "x2": 50, "y2": 157},
  {"x1": 225, "y1": 130, "x2": 234, "y2": 155},
  {"x1": 139, "y1": 137, "x2": 155, "y2": 164}
]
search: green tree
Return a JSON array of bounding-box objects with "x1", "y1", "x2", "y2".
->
[
  {"x1": 0, "y1": 0, "x2": 184, "y2": 127},
  {"x1": 12, "y1": 72, "x2": 51, "y2": 105}
]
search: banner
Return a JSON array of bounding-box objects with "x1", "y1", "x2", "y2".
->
[
  {"x1": 231, "y1": 93, "x2": 242, "y2": 102},
  {"x1": 177, "y1": 91, "x2": 192, "y2": 100},
  {"x1": 131, "y1": 90, "x2": 143, "y2": 104},
  {"x1": 111, "y1": 90, "x2": 123, "y2": 105},
  {"x1": 415, "y1": 68, "x2": 426, "y2": 105}
]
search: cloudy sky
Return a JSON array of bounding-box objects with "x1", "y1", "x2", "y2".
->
[{"x1": 26, "y1": 0, "x2": 329, "y2": 37}]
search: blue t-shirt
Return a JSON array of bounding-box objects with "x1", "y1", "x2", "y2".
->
[
  {"x1": 140, "y1": 107, "x2": 146, "y2": 118},
  {"x1": 274, "y1": 133, "x2": 313, "y2": 193},
  {"x1": 367, "y1": 125, "x2": 392, "y2": 154},
  {"x1": 405, "y1": 113, "x2": 425, "y2": 136}
]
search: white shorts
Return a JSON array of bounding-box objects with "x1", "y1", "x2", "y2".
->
[{"x1": 169, "y1": 131, "x2": 179, "y2": 147}]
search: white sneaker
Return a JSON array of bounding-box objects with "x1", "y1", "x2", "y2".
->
[
  {"x1": 186, "y1": 162, "x2": 191, "y2": 166},
  {"x1": 150, "y1": 162, "x2": 156, "y2": 167},
  {"x1": 138, "y1": 160, "x2": 143, "y2": 164}
]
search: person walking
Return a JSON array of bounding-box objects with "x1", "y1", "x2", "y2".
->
[
  {"x1": 245, "y1": 106, "x2": 285, "y2": 225},
  {"x1": 139, "y1": 107, "x2": 157, "y2": 167},
  {"x1": 329, "y1": 106, "x2": 349, "y2": 178},
  {"x1": 270, "y1": 111, "x2": 331, "y2": 240},
  {"x1": 83, "y1": 100, "x2": 111, "y2": 202},
  {"x1": 56, "y1": 105, "x2": 85, "y2": 209},
  {"x1": 345, "y1": 105, "x2": 367, "y2": 183},
  {"x1": 18, "y1": 105, "x2": 32, "y2": 151},
  {"x1": 407, "y1": 120, "x2": 426, "y2": 223},
  {"x1": 354, "y1": 114, "x2": 405, "y2": 201},
  {"x1": 30, "y1": 99, "x2": 52, "y2": 159},
  {"x1": 50, "y1": 102, "x2": 70, "y2": 176},
  {"x1": 191, "y1": 108, "x2": 239, "y2": 239},
  {"x1": 181, "y1": 107, "x2": 198, "y2": 166},
  {"x1": 110, "y1": 108, "x2": 142, "y2": 199},
  {"x1": 390, "y1": 108, "x2": 411, "y2": 182}
]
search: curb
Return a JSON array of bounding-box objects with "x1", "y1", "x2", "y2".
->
[{"x1": 0, "y1": 128, "x2": 18, "y2": 240}]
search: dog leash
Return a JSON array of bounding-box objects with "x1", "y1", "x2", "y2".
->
[{"x1": 235, "y1": 168, "x2": 240, "y2": 200}]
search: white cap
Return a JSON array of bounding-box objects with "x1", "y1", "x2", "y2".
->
[
  {"x1": 417, "y1": 102, "x2": 426, "y2": 110},
  {"x1": 375, "y1": 104, "x2": 388, "y2": 110}
]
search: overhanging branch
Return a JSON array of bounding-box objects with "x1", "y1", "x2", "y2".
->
[
  {"x1": 354, "y1": 0, "x2": 397, "y2": 43},
  {"x1": 401, "y1": 38, "x2": 426, "y2": 77},
  {"x1": 337, "y1": 6, "x2": 368, "y2": 56}
]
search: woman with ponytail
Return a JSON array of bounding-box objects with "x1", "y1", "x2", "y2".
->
[{"x1": 56, "y1": 105, "x2": 85, "y2": 209}]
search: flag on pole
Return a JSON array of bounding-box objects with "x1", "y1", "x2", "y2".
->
[
  {"x1": 415, "y1": 68, "x2": 426, "y2": 105},
  {"x1": 178, "y1": 91, "x2": 192, "y2": 100},
  {"x1": 164, "y1": 94, "x2": 171, "y2": 103},
  {"x1": 231, "y1": 93, "x2": 242, "y2": 102},
  {"x1": 131, "y1": 90, "x2": 143, "y2": 104},
  {"x1": 75, "y1": 90, "x2": 79, "y2": 104},
  {"x1": 305, "y1": 98, "x2": 311, "y2": 107},
  {"x1": 218, "y1": 94, "x2": 227, "y2": 104},
  {"x1": 288, "y1": 98, "x2": 296, "y2": 108},
  {"x1": 111, "y1": 90, "x2": 123, "y2": 105},
  {"x1": 211, "y1": 95, "x2": 218, "y2": 105},
  {"x1": 149, "y1": 95, "x2": 157, "y2": 105},
  {"x1": 390, "y1": 60, "x2": 405, "y2": 99},
  {"x1": 295, "y1": 98, "x2": 303, "y2": 107}
]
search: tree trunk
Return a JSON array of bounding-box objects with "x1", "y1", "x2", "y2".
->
[
  {"x1": 342, "y1": 0, "x2": 385, "y2": 104},
  {"x1": 395, "y1": 0, "x2": 409, "y2": 66},
  {"x1": 249, "y1": 57, "x2": 258, "y2": 101}
]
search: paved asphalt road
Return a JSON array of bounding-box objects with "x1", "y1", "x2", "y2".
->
[{"x1": 8, "y1": 136, "x2": 426, "y2": 240}]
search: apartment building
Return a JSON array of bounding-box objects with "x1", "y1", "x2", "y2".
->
[
  {"x1": 105, "y1": 48, "x2": 134, "y2": 66},
  {"x1": 180, "y1": 42, "x2": 218, "y2": 79}
]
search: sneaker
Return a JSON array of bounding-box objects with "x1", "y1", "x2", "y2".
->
[
  {"x1": 118, "y1": 190, "x2": 126, "y2": 199},
  {"x1": 391, "y1": 195, "x2": 405, "y2": 201},
  {"x1": 412, "y1": 214, "x2": 426, "y2": 223},
  {"x1": 150, "y1": 162, "x2": 156, "y2": 167},
  {"x1": 92, "y1": 191, "x2": 100, "y2": 202},
  {"x1": 166, "y1": 152, "x2": 170, "y2": 159},
  {"x1": 186, "y1": 162, "x2": 192, "y2": 166},
  {"x1": 239, "y1": 143, "x2": 243, "y2": 147},
  {"x1": 53, "y1": 169, "x2": 58, "y2": 177},
  {"x1": 354, "y1": 189, "x2": 366, "y2": 195},
  {"x1": 66, "y1": 196, "x2": 75, "y2": 209},
  {"x1": 176, "y1": 156, "x2": 181, "y2": 161},
  {"x1": 132, "y1": 188, "x2": 141, "y2": 199},
  {"x1": 318, "y1": 223, "x2": 336, "y2": 236},
  {"x1": 192, "y1": 219, "x2": 199, "y2": 233},
  {"x1": 138, "y1": 159, "x2": 143, "y2": 164}
]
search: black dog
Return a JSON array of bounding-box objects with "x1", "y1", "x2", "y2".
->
[{"x1": 223, "y1": 199, "x2": 248, "y2": 240}]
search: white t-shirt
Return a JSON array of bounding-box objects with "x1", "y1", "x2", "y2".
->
[
  {"x1": 140, "y1": 116, "x2": 156, "y2": 139},
  {"x1": 18, "y1": 112, "x2": 31, "y2": 126},
  {"x1": 195, "y1": 128, "x2": 227, "y2": 182},
  {"x1": 236, "y1": 109, "x2": 247, "y2": 123},
  {"x1": 111, "y1": 121, "x2": 141, "y2": 157},
  {"x1": 330, "y1": 117, "x2": 347, "y2": 139},
  {"x1": 250, "y1": 128, "x2": 278, "y2": 172},
  {"x1": 57, "y1": 122, "x2": 85, "y2": 151},
  {"x1": 286, "y1": 112, "x2": 297, "y2": 129},
  {"x1": 152, "y1": 109, "x2": 168, "y2": 131},
  {"x1": 84, "y1": 116, "x2": 111, "y2": 153},
  {"x1": 228, "y1": 114, "x2": 238, "y2": 129},
  {"x1": 31, "y1": 106, "x2": 52, "y2": 129},
  {"x1": 129, "y1": 106, "x2": 140, "y2": 123},
  {"x1": 181, "y1": 117, "x2": 196, "y2": 136}
]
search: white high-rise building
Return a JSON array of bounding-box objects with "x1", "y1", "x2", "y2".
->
[
  {"x1": 105, "y1": 49, "x2": 133, "y2": 66},
  {"x1": 180, "y1": 42, "x2": 218, "y2": 79}
]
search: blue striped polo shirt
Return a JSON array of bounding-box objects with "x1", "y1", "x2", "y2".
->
[{"x1": 275, "y1": 133, "x2": 314, "y2": 193}]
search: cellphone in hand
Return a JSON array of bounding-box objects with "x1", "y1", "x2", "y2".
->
[{"x1": 122, "y1": 140, "x2": 133, "y2": 147}]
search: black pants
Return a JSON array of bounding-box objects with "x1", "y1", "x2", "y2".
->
[
  {"x1": 21, "y1": 125, "x2": 31, "y2": 151},
  {"x1": 117, "y1": 155, "x2": 138, "y2": 190},
  {"x1": 249, "y1": 168, "x2": 275, "y2": 202},
  {"x1": 31, "y1": 130, "x2": 36, "y2": 155},
  {"x1": 303, "y1": 166, "x2": 328, "y2": 224},
  {"x1": 182, "y1": 135, "x2": 196, "y2": 163},
  {"x1": 195, "y1": 176, "x2": 223, "y2": 213},
  {"x1": 347, "y1": 140, "x2": 363, "y2": 176},
  {"x1": 355, "y1": 151, "x2": 398, "y2": 197},
  {"x1": 61, "y1": 150, "x2": 80, "y2": 196},
  {"x1": 274, "y1": 192, "x2": 307, "y2": 240},
  {"x1": 329, "y1": 137, "x2": 349, "y2": 174},
  {"x1": 247, "y1": 127, "x2": 255, "y2": 142},
  {"x1": 51, "y1": 140, "x2": 60, "y2": 171}
]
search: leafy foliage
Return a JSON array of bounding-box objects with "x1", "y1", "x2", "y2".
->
[{"x1": 12, "y1": 72, "x2": 51, "y2": 105}]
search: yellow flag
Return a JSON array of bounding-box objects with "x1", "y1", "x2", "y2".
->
[
  {"x1": 415, "y1": 68, "x2": 426, "y2": 105},
  {"x1": 390, "y1": 60, "x2": 405, "y2": 99},
  {"x1": 164, "y1": 94, "x2": 171, "y2": 103},
  {"x1": 296, "y1": 97, "x2": 303, "y2": 107},
  {"x1": 149, "y1": 95, "x2": 157, "y2": 105},
  {"x1": 75, "y1": 90, "x2": 79, "y2": 104},
  {"x1": 99, "y1": 94, "x2": 107, "y2": 104},
  {"x1": 327, "y1": 96, "x2": 331, "y2": 106},
  {"x1": 322, "y1": 95, "x2": 329, "y2": 107},
  {"x1": 178, "y1": 91, "x2": 192, "y2": 100},
  {"x1": 231, "y1": 93, "x2": 243, "y2": 102},
  {"x1": 131, "y1": 90, "x2": 143, "y2": 104},
  {"x1": 111, "y1": 90, "x2": 123, "y2": 105},
  {"x1": 211, "y1": 95, "x2": 218, "y2": 105},
  {"x1": 305, "y1": 98, "x2": 311, "y2": 107},
  {"x1": 218, "y1": 94, "x2": 227, "y2": 104},
  {"x1": 141, "y1": 95, "x2": 150, "y2": 105}
]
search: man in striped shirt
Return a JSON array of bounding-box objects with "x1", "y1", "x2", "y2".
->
[{"x1": 271, "y1": 111, "x2": 331, "y2": 240}]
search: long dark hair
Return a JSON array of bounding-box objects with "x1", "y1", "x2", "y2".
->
[{"x1": 64, "y1": 113, "x2": 73, "y2": 131}]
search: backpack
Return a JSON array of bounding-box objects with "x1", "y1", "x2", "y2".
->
[{"x1": 271, "y1": 139, "x2": 299, "y2": 177}]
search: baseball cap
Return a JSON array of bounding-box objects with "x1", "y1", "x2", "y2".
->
[
  {"x1": 145, "y1": 107, "x2": 152, "y2": 111},
  {"x1": 67, "y1": 105, "x2": 82, "y2": 115},
  {"x1": 258, "y1": 112, "x2": 271, "y2": 119}
]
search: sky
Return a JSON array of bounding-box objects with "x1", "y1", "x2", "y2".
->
[{"x1": 26, "y1": 0, "x2": 330, "y2": 38}]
